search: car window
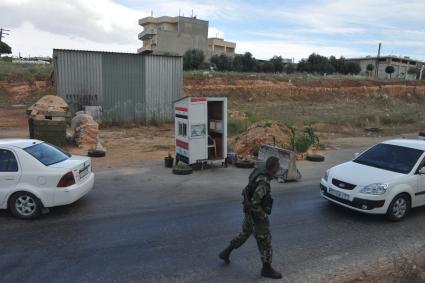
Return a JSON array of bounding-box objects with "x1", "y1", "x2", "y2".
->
[
  {"x1": 354, "y1": 143, "x2": 423, "y2": 174},
  {"x1": 24, "y1": 143, "x2": 70, "y2": 166},
  {"x1": 0, "y1": 149, "x2": 19, "y2": 172}
]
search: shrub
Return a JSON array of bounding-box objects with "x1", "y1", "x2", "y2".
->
[
  {"x1": 183, "y1": 49, "x2": 205, "y2": 70},
  {"x1": 385, "y1": 65, "x2": 395, "y2": 78},
  {"x1": 210, "y1": 53, "x2": 233, "y2": 71}
]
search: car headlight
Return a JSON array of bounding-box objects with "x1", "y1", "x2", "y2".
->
[
  {"x1": 323, "y1": 169, "x2": 330, "y2": 182},
  {"x1": 360, "y1": 183, "x2": 388, "y2": 195}
]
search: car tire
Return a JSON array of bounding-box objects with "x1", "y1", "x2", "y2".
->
[
  {"x1": 306, "y1": 154, "x2": 325, "y2": 162},
  {"x1": 9, "y1": 192, "x2": 43, "y2": 220},
  {"x1": 386, "y1": 194, "x2": 411, "y2": 221},
  {"x1": 235, "y1": 160, "x2": 255, "y2": 169},
  {"x1": 88, "y1": 149, "x2": 106, "y2": 158},
  {"x1": 172, "y1": 166, "x2": 193, "y2": 175}
]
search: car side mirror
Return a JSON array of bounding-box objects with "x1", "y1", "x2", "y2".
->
[{"x1": 419, "y1": 167, "x2": 425, "y2": 175}]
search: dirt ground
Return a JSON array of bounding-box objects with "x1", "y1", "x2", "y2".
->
[
  {"x1": 0, "y1": 107, "x2": 175, "y2": 168},
  {"x1": 1, "y1": 77, "x2": 424, "y2": 168}
]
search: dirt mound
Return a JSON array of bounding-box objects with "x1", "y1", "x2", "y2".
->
[
  {"x1": 71, "y1": 114, "x2": 99, "y2": 150},
  {"x1": 233, "y1": 121, "x2": 291, "y2": 157}
]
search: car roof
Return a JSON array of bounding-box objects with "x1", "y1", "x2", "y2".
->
[
  {"x1": 382, "y1": 139, "x2": 425, "y2": 151},
  {"x1": 0, "y1": 139, "x2": 43, "y2": 149}
]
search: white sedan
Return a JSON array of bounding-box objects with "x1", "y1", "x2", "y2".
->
[
  {"x1": 321, "y1": 139, "x2": 425, "y2": 221},
  {"x1": 0, "y1": 139, "x2": 94, "y2": 219}
]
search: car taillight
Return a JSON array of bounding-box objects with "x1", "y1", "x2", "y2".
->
[{"x1": 57, "y1": 171, "x2": 75, "y2": 187}]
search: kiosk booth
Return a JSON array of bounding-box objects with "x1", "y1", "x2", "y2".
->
[{"x1": 174, "y1": 96, "x2": 227, "y2": 166}]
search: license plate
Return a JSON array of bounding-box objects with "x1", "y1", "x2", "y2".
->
[
  {"x1": 79, "y1": 166, "x2": 89, "y2": 179},
  {"x1": 328, "y1": 187, "x2": 350, "y2": 200}
]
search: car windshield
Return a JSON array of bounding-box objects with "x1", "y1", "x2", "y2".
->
[
  {"x1": 353, "y1": 143, "x2": 423, "y2": 174},
  {"x1": 24, "y1": 143, "x2": 70, "y2": 166}
]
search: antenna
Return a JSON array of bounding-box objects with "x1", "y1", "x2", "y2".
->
[
  {"x1": 191, "y1": 9, "x2": 193, "y2": 18},
  {"x1": 0, "y1": 27, "x2": 11, "y2": 43},
  {"x1": 179, "y1": 9, "x2": 181, "y2": 16}
]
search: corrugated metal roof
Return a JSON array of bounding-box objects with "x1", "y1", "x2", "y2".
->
[{"x1": 53, "y1": 48, "x2": 182, "y2": 57}]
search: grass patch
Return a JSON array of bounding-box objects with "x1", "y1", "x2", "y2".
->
[{"x1": 0, "y1": 62, "x2": 52, "y2": 81}]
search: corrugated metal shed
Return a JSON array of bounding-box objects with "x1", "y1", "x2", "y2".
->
[{"x1": 53, "y1": 49, "x2": 182, "y2": 124}]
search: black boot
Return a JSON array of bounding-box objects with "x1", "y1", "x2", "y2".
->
[
  {"x1": 261, "y1": 263, "x2": 282, "y2": 279},
  {"x1": 218, "y1": 244, "x2": 234, "y2": 264}
]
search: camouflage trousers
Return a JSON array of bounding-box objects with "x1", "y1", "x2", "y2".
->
[{"x1": 230, "y1": 212, "x2": 272, "y2": 264}]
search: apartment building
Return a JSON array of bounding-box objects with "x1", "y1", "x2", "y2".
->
[
  {"x1": 208, "y1": 37, "x2": 236, "y2": 57},
  {"x1": 138, "y1": 15, "x2": 237, "y2": 58}
]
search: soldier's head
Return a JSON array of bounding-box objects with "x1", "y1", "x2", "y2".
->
[{"x1": 265, "y1": 156, "x2": 280, "y2": 177}]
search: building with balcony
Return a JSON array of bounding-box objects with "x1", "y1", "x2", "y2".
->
[
  {"x1": 208, "y1": 38, "x2": 236, "y2": 57},
  {"x1": 138, "y1": 16, "x2": 209, "y2": 56}
]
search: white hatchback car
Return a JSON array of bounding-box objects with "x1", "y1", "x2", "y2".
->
[
  {"x1": 321, "y1": 139, "x2": 425, "y2": 221},
  {"x1": 0, "y1": 139, "x2": 94, "y2": 219}
]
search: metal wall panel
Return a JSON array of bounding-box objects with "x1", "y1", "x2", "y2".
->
[
  {"x1": 101, "y1": 53, "x2": 145, "y2": 124},
  {"x1": 53, "y1": 49, "x2": 103, "y2": 114},
  {"x1": 53, "y1": 49, "x2": 182, "y2": 124},
  {"x1": 144, "y1": 55, "x2": 183, "y2": 123}
]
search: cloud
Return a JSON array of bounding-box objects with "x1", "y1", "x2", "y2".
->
[
  {"x1": 0, "y1": 0, "x2": 143, "y2": 44},
  {"x1": 0, "y1": 0, "x2": 424, "y2": 60},
  {"x1": 208, "y1": 27, "x2": 224, "y2": 38}
]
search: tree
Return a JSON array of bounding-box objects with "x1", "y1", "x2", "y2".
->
[
  {"x1": 366, "y1": 64, "x2": 374, "y2": 72},
  {"x1": 210, "y1": 53, "x2": 233, "y2": 71},
  {"x1": 183, "y1": 49, "x2": 205, "y2": 70},
  {"x1": 0, "y1": 41, "x2": 12, "y2": 56},
  {"x1": 408, "y1": 67, "x2": 419, "y2": 79},
  {"x1": 262, "y1": 61, "x2": 274, "y2": 73},
  {"x1": 298, "y1": 53, "x2": 334, "y2": 74},
  {"x1": 366, "y1": 64, "x2": 374, "y2": 78},
  {"x1": 232, "y1": 54, "x2": 244, "y2": 72},
  {"x1": 285, "y1": 63, "x2": 295, "y2": 74},
  {"x1": 241, "y1": 52, "x2": 257, "y2": 72},
  {"x1": 345, "y1": 62, "x2": 361, "y2": 75},
  {"x1": 270, "y1": 56, "x2": 284, "y2": 73},
  {"x1": 385, "y1": 65, "x2": 395, "y2": 79}
]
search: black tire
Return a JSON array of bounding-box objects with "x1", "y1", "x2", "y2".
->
[
  {"x1": 306, "y1": 154, "x2": 325, "y2": 162},
  {"x1": 386, "y1": 194, "x2": 411, "y2": 221},
  {"x1": 172, "y1": 166, "x2": 193, "y2": 175},
  {"x1": 88, "y1": 149, "x2": 106, "y2": 158},
  {"x1": 9, "y1": 192, "x2": 43, "y2": 219},
  {"x1": 235, "y1": 160, "x2": 255, "y2": 169}
]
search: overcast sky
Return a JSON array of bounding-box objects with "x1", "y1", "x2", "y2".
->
[{"x1": 0, "y1": 0, "x2": 424, "y2": 61}]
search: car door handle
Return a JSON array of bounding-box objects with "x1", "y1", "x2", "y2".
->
[{"x1": 4, "y1": 177, "x2": 15, "y2": 181}]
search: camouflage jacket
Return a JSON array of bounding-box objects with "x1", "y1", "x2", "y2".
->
[{"x1": 249, "y1": 175, "x2": 273, "y2": 218}]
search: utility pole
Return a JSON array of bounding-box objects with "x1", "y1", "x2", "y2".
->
[
  {"x1": 0, "y1": 27, "x2": 11, "y2": 43},
  {"x1": 375, "y1": 42, "x2": 381, "y2": 78}
]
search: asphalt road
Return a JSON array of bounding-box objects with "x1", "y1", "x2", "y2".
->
[{"x1": 2, "y1": 147, "x2": 425, "y2": 283}]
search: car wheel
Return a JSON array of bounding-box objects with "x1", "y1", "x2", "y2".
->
[
  {"x1": 386, "y1": 194, "x2": 410, "y2": 221},
  {"x1": 235, "y1": 160, "x2": 255, "y2": 169},
  {"x1": 306, "y1": 154, "x2": 325, "y2": 162},
  {"x1": 88, "y1": 149, "x2": 106, "y2": 157},
  {"x1": 172, "y1": 165, "x2": 193, "y2": 175},
  {"x1": 9, "y1": 192, "x2": 42, "y2": 219}
]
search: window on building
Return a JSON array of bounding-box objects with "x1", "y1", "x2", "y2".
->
[{"x1": 178, "y1": 122, "x2": 187, "y2": 137}]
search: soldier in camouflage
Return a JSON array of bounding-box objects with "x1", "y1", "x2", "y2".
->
[{"x1": 219, "y1": 156, "x2": 282, "y2": 279}]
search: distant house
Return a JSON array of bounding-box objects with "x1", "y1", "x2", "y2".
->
[{"x1": 347, "y1": 55, "x2": 424, "y2": 80}]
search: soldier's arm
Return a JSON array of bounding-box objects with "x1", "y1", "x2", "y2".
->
[{"x1": 250, "y1": 182, "x2": 269, "y2": 217}]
